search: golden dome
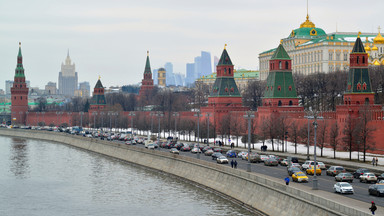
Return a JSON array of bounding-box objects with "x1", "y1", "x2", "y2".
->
[
  {"x1": 373, "y1": 60, "x2": 380, "y2": 66},
  {"x1": 374, "y1": 32, "x2": 384, "y2": 44},
  {"x1": 372, "y1": 45, "x2": 378, "y2": 51},
  {"x1": 365, "y1": 45, "x2": 371, "y2": 51},
  {"x1": 300, "y1": 15, "x2": 316, "y2": 28}
]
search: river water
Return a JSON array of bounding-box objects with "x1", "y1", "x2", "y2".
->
[{"x1": 0, "y1": 136, "x2": 254, "y2": 216}]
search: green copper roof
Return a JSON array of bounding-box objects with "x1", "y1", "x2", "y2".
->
[
  {"x1": 90, "y1": 94, "x2": 106, "y2": 105},
  {"x1": 94, "y1": 79, "x2": 104, "y2": 88},
  {"x1": 264, "y1": 71, "x2": 298, "y2": 98},
  {"x1": 218, "y1": 49, "x2": 233, "y2": 65},
  {"x1": 346, "y1": 68, "x2": 373, "y2": 93},
  {"x1": 199, "y1": 70, "x2": 259, "y2": 80},
  {"x1": 352, "y1": 37, "x2": 366, "y2": 53},
  {"x1": 209, "y1": 77, "x2": 241, "y2": 97},
  {"x1": 271, "y1": 44, "x2": 291, "y2": 60},
  {"x1": 289, "y1": 27, "x2": 326, "y2": 39},
  {"x1": 15, "y1": 44, "x2": 25, "y2": 78},
  {"x1": 144, "y1": 54, "x2": 152, "y2": 74}
]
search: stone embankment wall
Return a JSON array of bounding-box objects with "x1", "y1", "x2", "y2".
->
[{"x1": 0, "y1": 129, "x2": 371, "y2": 216}]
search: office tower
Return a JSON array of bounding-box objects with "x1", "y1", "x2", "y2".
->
[
  {"x1": 79, "y1": 82, "x2": 90, "y2": 97},
  {"x1": 194, "y1": 56, "x2": 201, "y2": 79},
  {"x1": 153, "y1": 69, "x2": 158, "y2": 85},
  {"x1": 186, "y1": 63, "x2": 195, "y2": 86},
  {"x1": 200, "y1": 51, "x2": 212, "y2": 77},
  {"x1": 165, "y1": 62, "x2": 175, "y2": 86},
  {"x1": 213, "y1": 56, "x2": 219, "y2": 72},
  {"x1": 58, "y1": 51, "x2": 78, "y2": 96}
]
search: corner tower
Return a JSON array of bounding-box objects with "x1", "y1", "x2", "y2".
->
[
  {"x1": 138, "y1": 51, "x2": 154, "y2": 99},
  {"x1": 263, "y1": 43, "x2": 299, "y2": 107},
  {"x1": 11, "y1": 42, "x2": 29, "y2": 125},
  {"x1": 344, "y1": 34, "x2": 374, "y2": 105},
  {"x1": 89, "y1": 77, "x2": 106, "y2": 111}
]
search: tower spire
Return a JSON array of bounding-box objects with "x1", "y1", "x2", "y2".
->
[{"x1": 67, "y1": 49, "x2": 70, "y2": 58}]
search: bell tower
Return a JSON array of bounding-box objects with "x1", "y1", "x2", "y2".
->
[{"x1": 11, "y1": 42, "x2": 29, "y2": 125}]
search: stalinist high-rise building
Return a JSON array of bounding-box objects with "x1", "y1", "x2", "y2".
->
[{"x1": 58, "y1": 51, "x2": 78, "y2": 96}]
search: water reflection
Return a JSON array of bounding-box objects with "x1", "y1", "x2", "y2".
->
[{"x1": 9, "y1": 138, "x2": 29, "y2": 179}]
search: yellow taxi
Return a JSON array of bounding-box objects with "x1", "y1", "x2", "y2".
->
[
  {"x1": 306, "y1": 167, "x2": 322, "y2": 175},
  {"x1": 292, "y1": 172, "x2": 309, "y2": 183}
]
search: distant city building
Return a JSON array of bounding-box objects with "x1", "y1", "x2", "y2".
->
[
  {"x1": 174, "y1": 73, "x2": 185, "y2": 86},
  {"x1": 6, "y1": 80, "x2": 29, "y2": 95},
  {"x1": 152, "y1": 69, "x2": 158, "y2": 85},
  {"x1": 194, "y1": 56, "x2": 201, "y2": 79},
  {"x1": 158, "y1": 68, "x2": 166, "y2": 87},
  {"x1": 185, "y1": 63, "x2": 195, "y2": 86},
  {"x1": 78, "y1": 81, "x2": 90, "y2": 97},
  {"x1": 164, "y1": 62, "x2": 175, "y2": 86},
  {"x1": 58, "y1": 51, "x2": 78, "y2": 96},
  {"x1": 200, "y1": 51, "x2": 212, "y2": 77},
  {"x1": 45, "y1": 82, "x2": 57, "y2": 95},
  {"x1": 213, "y1": 56, "x2": 219, "y2": 72},
  {"x1": 0, "y1": 89, "x2": 4, "y2": 95}
]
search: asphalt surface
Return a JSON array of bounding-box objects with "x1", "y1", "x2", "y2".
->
[{"x1": 91, "y1": 135, "x2": 384, "y2": 207}]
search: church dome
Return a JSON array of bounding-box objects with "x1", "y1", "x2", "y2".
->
[
  {"x1": 289, "y1": 15, "x2": 326, "y2": 38},
  {"x1": 372, "y1": 45, "x2": 378, "y2": 51},
  {"x1": 365, "y1": 45, "x2": 371, "y2": 51},
  {"x1": 374, "y1": 32, "x2": 384, "y2": 44}
]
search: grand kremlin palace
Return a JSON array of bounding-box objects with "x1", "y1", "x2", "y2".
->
[{"x1": 259, "y1": 14, "x2": 384, "y2": 80}]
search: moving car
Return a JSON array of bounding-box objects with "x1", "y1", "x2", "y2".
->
[
  {"x1": 289, "y1": 163, "x2": 301, "y2": 169},
  {"x1": 292, "y1": 172, "x2": 308, "y2": 183},
  {"x1": 280, "y1": 159, "x2": 289, "y2": 166},
  {"x1": 146, "y1": 144, "x2": 155, "y2": 150},
  {"x1": 360, "y1": 173, "x2": 377, "y2": 183},
  {"x1": 318, "y1": 162, "x2": 326, "y2": 170},
  {"x1": 204, "y1": 149, "x2": 214, "y2": 156},
  {"x1": 369, "y1": 184, "x2": 384, "y2": 197},
  {"x1": 335, "y1": 173, "x2": 354, "y2": 183},
  {"x1": 246, "y1": 153, "x2": 260, "y2": 163},
  {"x1": 259, "y1": 155, "x2": 269, "y2": 162},
  {"x1": 327, "y1": 166, "x2": 346, "y2": 176},
  {"x1": 217, "y1": 156, "x2": 229, "y2": 164},
  {"x1": 353, "y1": 168, "x2": 371, "y2": 179},
  {"x1": 191, "y1": 147, "x2": 201, "y2": 154},
  {"x1": 212, "y1": 152, "x2": 223, "y2": 160},
  {"x1": 170, "y1": 148, "x2": 179, "y2": 154},
  {"x1": 288, "y1": 167, "x2": 301, "y2": 176},
  {"x1": 226, "y1": 150, "x2": 237, "y2": 158},
  {"x1": 264, "y1": 158, "x2": 278, "y2": 166},
  {"x1": 333, "y1": 182, "x2": 354, "y2": 194},
  {"x1": 376, "y1": 173, "x2": 384, "y2": 182},
  {"x1": 180, "y1": 145, "x2": 191, "y2": 152},
  {"x1": 302, "y1": 161, "x2": 320, "y2": 171},
  {"x1": 306, "y1": 167, "x2": 321, "y2": 175},
  {"x1": 237, "y1": 151, "x2": 247, "y2": 159}
]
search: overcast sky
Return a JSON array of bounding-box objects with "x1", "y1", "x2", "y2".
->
[{"x1": 1, "y1": 0, "x2": 383, "y2": 90}]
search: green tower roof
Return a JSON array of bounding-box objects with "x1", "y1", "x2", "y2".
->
[
  {"x1": 218, "y1": 48, "x2": 233, "y2": 66},
  {"x1": 144, "y1": 51, "x2": 152, "y2": 74},
  {"x1": 352, "y1": 36, "x2": 366, "y2": 53},
  {"x1": 15, "y1": 42, "x2": 25, "y2": 78},
  {"x1": 94, "y1": 79, "x2": 104, "y2": 88},
  {"x1": 271, "y1": 44, "x2": 291, "y2": 60}
]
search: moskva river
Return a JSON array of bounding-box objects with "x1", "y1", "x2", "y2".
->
[{"x1": 0, "y1": 136, "x2": 254, "y2": 216}]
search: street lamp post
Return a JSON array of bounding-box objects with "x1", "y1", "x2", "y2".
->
[
  {"x1": 100, "y1": 112, "x2": 104, "y2": 131},
  {"x1": 172, "y1": 112, "x2": 179, "y2": 139},
  {"x1": 313, "y1": 117, "x2": 318, "y2": 190},
  {"x1": 206, "y1": 113, "x2": 212, "y2": 146},
  {"x1": 150, "y1": 112, "x2": 155, "y2": 136},
  {"x1": 194, "y1": 110, "x2": 202, "y2": 159},
  {"x1": 285, "y1": 131, "x2": 288, "y2": 153},
  {"x1": 243, "y1": 111, "x2": 255, "y2": 172},
  {"x1": 304, "y1": 115, "x2": 314, "y2": 160},
  {"x1": 92, "y1": 112, "x2": 97, "y2": 131},
  {"x1": 129, "y1": 112, "x2": 136, "y2": 138},
  {"x1": 156, "y1": 112, "x2": 164, "y2": 148}
]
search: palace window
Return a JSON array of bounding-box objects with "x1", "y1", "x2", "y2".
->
[
  {"x1": 357, "y1": 83, "x2": 361, "y2": 90},
  {"x1": 344, "y1": 53, "x2": 348, "y2": 61},
  {"x1": 288, "y1": 86, "x2": 292, "y2": 91},
  {"x1": 278, "y1": 85, "x2": 281, "y2": 91},
  {"x1": 329, "y1": 53, "x2": 333, "y2": 60},
  {"x1": 285, "y1": 61, "x2": 289, "y2": 69},
  {"x1": 279, "y1": 61, "x2": 282, "y2": 69},
  {"x1": 336, "y1": 52, "x2": 340, "y2": 61}
]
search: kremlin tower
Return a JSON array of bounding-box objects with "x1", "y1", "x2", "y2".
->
[
  {"x1": 138, "y1": 51, "x2": 154, "y2": 101},
  {"x1": 11, "y1": 43, "x2": 29, "y2": 125},
  {"x1": 89, "y1": 77, "x2": 106, "y2": 111}
]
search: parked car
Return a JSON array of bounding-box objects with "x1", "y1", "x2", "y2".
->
[
  {"x1": 191, "y1": 147, "x2": 202, "y2": 154},
  {"x1": 259, "y1": 155, "x2": 269, "y2": 162},
  {"x1": 292, "y1": 172, "x2": 308, "y2": 183},
  {"x1": 237, "y1": 151, "x2": 247, "y2": 159},
  {"x1": 335, "y1": 173, "x2": 354, "y2": 183},
  {"x1": 213, "y1": 148, "x2": 223, "y2": 153},
  {"x1": 327, "y1": 166, "x2": 346, "y2": 176},
  {"x1": 318, "y1": 162, "x2": 326, "y2": 170},
  {"x1": 226, "y1": 150, "x2": 237, "y2": 158},
  {"x1": 202, "y1": 146, "x2": 213, "y2": 153},
  {"x1": 264, "y1": 158, "x2": 278, "y2": 166},
  {"x1": 204, "y1": 149, "x2": 214, "y2": 156},
  {"x1": 280, "y1": 159, "x2": 289, "y2": 166},
  {"x1": 212, "y1": 152, "x2": 223, "y2": 160},
  {"x1": 246, "y1": 153, "x2": 260, "y2": 163},
  {"x1": 306, "y1": 167, "x2": 321, "y2": 175},
  {"x1": 174, "y1": 143, "x2": 184, "y2": 150},
  {"x1": 289, "y1": 163, "x2": 302, "y2": 169},
  {"x1": 180, "y1": 145, "x2": 191, "y2": 152},
  {"x1": 369, "y1": 184, "x2": 384, "y2": 196},
  {"x1": 217, "y1": 156, "x2": 229, "y2": 164},
  {"x1": 360, "y1": 173, "x2": 377, "y2": 183},
  {"x1": 333, "y1": 182, "x2": 354, "y2": 194},
  {"x1": 170, "y1": 148, "x2": 179, "y2": 154},
  {"x1": 288, "y1": 167, "x2": 302, "y2": 176},
  {"x1": 353, "y1": 168, "x2": 371, "y2": 179},
  {"x1": 376, "y1": 173, "x2": 384, "y2": 182},
  {"x1": 241, "y1": 153, "x2": 248, "y2": 160},
  {"x1": 302, "y1": 161, "x2": 320, "y2": 171}
]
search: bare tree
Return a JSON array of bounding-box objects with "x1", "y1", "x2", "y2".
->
[
  {"x1": 317, "y1": 120, "x2": 327, "y2": 157},
  {"x1": 242, "y1": 80, "x2": 265, "y2": 110},
  {"x1": 342, "y1": 115, "x2": 360, "y2": 160},
  {"x1": 357, "y1": 106, "x2": 376, "y2": 162},
  {"x1": 289, "y1": 121, "x2": 300, "y2": 154},
  {"x1": 329, "y1": 121, "x2": 339, "y2": 159},
  {"x1": 230, "y1": 113, "x2": 244, "y2": 147}
]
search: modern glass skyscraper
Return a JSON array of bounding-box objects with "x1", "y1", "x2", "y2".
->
[
  {"x1": 200, "y1": 51, "x2": 212, "y2": 77},
  {"x1": 164, "y1": 62, "x2": 175, "y2": 86},
  {"x1": 185, "y1": 63, "x2": 195, "y2": 86}
]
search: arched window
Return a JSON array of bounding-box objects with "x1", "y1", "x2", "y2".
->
[
  {"x1": 224, "y1": 68, "x2": 227, "y2": 74},
  {"x1": 362, "y1": 56, "x2": 365, "y2": 64},
  {"x1": 279, "y1": 61, "x2": 282, "y2": 69},
  {"x1": 357, "y1": 56, "x2": 359, "y2": 64},
  {"x1": 289, "y1": 101, "x2": 293, "y2": 106},
  {"x1": 278, "y1": 100, "x2": 282, "y2": 106},
  {"x1": 285, "y1": 61, "x2": 289, "y2": 69},
  {"x1": 228, "y1": 68, "x2": 231, "y2": 75},
  {"x1": 365, "y1": 98, "x2": 370, "y2": 105}
]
